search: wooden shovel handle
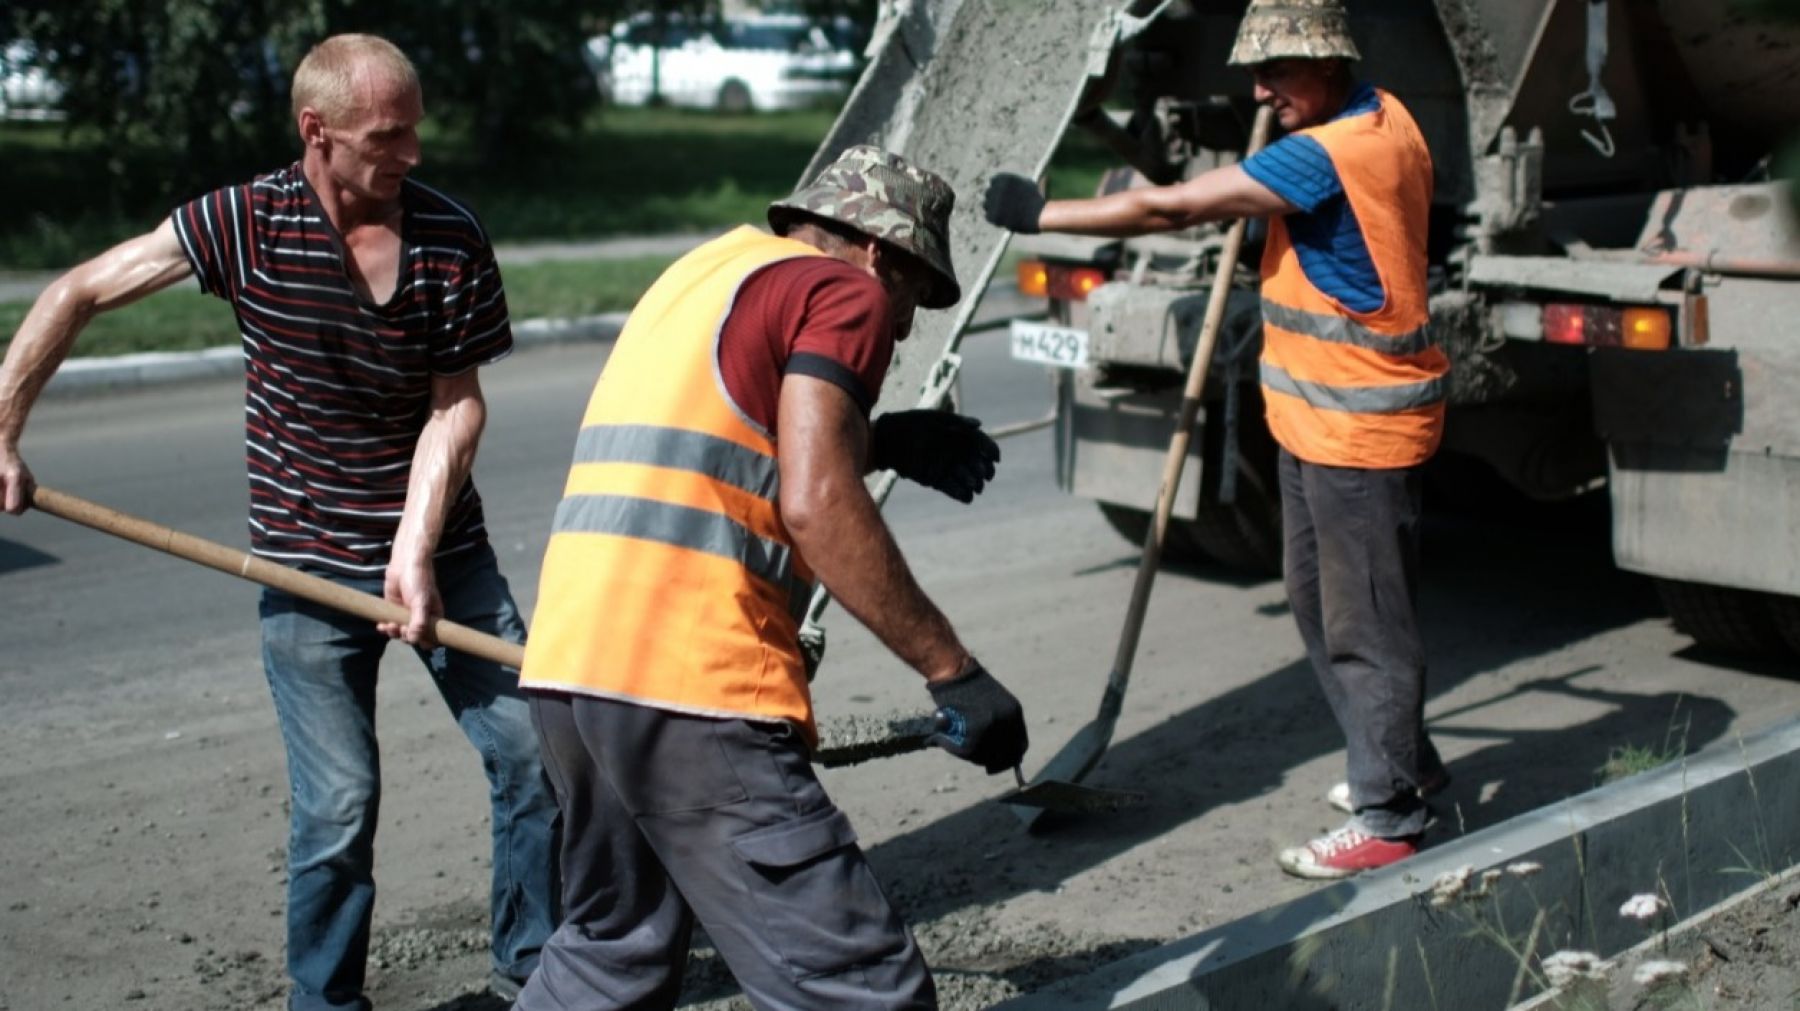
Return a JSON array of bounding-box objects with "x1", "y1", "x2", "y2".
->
[{"x1": 30, "y1": 485, "x2": 525, "y2": 669}]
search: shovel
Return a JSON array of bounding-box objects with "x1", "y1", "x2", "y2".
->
[
  {"x1": 26, "y1": 485, "x2": 971, "y2": 770},
  {"x1": 30, "y1": 484, "x2": 524, "y2": 667},
  {"x1": 1008, "y1": 104, "x2": 1275, "y2": 828}
]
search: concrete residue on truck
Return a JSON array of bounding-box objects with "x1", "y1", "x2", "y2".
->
[{"x1": 1000, "y1": 0, "x2": 1800, "y2": 659}]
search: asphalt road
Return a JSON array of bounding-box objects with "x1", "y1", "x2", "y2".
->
[{"x1": 5, "y1": 327, "x2": 1800, "y2": 1010}]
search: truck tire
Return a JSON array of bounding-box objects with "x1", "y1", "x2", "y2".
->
[
  {"x1": 1761, "y1": 595, "x2": 1800, "y2": 659},
  {"x1": 1655, "y1": 578, "x2": 1788, "y2": 658},
  {"x1": 1098, "y1": 503, "x2": 1206, "y2": 565},
  {"x1": 1097, "y1": 501, "x2": 1282, "y2": 576},
  {"x1": 1186, "y1": 469, "x2": 1283, "y2": 576}
]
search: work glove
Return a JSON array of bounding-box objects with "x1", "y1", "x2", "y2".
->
[
  {"x1": 927, "y1": 661, "x2": 1028, "y2": 774},
  {"x1": 869, "y1": 409, "x2": 1000, "y2": 504},
  {"x1": 983, "y1": 173, "x2": 1045, "y2": 234}
]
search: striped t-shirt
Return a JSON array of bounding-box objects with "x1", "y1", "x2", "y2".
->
[
  {"x1": 1241, "y1": 83, "x2": 1385, "y2": 312},
  {"x1": 171, "y1": 163, "x2": 513, "y2": 577}
]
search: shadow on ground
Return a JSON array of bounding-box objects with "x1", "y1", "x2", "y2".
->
[{"x1": 863, "y1": 498, "x2": 1751, "y2": 953}]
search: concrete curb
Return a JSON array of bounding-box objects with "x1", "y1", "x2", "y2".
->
[
  {"x1": 40, "y1": 311, "x2": 630, "y2": 399},
  {"x1": 997, "y1": 715, "x2": 1800, "y2": 1010}
]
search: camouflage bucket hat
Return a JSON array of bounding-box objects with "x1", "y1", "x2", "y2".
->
[
  {"x1": 1228, "y1": 0, "x2": 1360, "y2": 66},
  {"x1": 769, "y1": 145, "x2": 961, "y2": 309}
]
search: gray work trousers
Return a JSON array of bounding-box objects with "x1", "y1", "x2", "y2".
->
[
  {"x1": 1280, "y1": 448, "x2": 1444, "y2": 838},
  {"x1": 518, "y1": 692, "x2": 935, "y2": 1011}
]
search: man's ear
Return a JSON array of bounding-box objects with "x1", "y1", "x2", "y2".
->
[{"x1": 298, "y1": 108, "x2": 328, "y2": 151}]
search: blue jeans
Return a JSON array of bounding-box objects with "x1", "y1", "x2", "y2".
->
[{"x1": 259, "y1": 545, "x2": 558, "y2": 1011}]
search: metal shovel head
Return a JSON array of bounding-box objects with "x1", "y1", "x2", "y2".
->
[{"x1": 999, "y1": 777, "x2": 1145, "y2": 814}]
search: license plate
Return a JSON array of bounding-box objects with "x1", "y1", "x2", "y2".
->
[{"x1": 1010, "y1": 320, "x2": 1089, "y2": 368}]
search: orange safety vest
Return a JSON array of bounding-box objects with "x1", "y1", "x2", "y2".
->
[
  {"x1": 521, "y1": 226, "x2": 823, "y2": 741},
  {"x1": 1258, "y1": 88, "x2": 1447, "y2": 469}
]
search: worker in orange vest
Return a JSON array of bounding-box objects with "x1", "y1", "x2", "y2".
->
[
  {"x1": 516, "y1": 146, "x2": 1028, "y2": 1008},
  {"x1": 983, "y1": 0, "x2": 1449, "y2": 879}
]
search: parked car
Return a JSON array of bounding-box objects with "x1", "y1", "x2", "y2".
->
[
  {"x1": 0, "y1": 39, "x2": 65, "y2": 121},
  {"x1": 585, "y1": 13, "x2": 863, "y2": 112}
]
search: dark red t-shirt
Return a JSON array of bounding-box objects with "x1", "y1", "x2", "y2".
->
[{"x1": 715, "y1": 256, "x2": 895, "y2": 434}]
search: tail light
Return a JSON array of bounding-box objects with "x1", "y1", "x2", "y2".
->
[
  {"x1": 1016, "y1": 259, "x2": 1109, "y2": 302},
  {"x1": 1542, "y1": 303, "x2": 1673, "y2": 350}
]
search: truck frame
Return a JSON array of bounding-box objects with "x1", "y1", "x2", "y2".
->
[{"x1": 1003, "y1": 0, "x2": 1800, "y2": 658}]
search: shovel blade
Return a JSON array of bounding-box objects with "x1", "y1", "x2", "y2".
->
[{"x1": 1000, "y1": 778, "x2": 1145, "y2": 814}]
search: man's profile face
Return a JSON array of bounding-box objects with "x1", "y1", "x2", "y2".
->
[
  {"x1": 320, "y1": 70, "x2": 424, "y2": 203},
  {"x1": 876, "y1": 258, "x2": 933, "y2": 345},
  {"x1": 1250, "y1": 58, "x2": 1341, "y2": 132}
]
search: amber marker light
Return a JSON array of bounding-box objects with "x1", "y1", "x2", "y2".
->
[
  {"x1": 1621, "y1": 307, "x2": 1672, "y2": 350},
  {"x1": 1017, "y1": 260, "x2": 1049, "y2": 298}
]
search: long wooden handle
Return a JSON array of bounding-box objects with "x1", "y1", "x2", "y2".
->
[
  {"x1": 30, "y1": 485, "x2": 526, "y2": 669},
  {"x1": 1109, "y1": 104, "x2": 1276, "y2": 688}
]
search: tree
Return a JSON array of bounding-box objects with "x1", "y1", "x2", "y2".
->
[{"x1": 5, "y1": 0, "x2": 598, "y2": 205}]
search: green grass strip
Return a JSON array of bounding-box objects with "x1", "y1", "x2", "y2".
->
[{"x1": 0, "y1": 255, "x2": 675, "y2": 359}]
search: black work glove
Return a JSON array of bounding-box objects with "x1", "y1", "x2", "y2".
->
[
  {"x1": 869, "y1": 409, "x2": 1000, "y2": 504},
  {"x1": 983, "y1": 173, "x2": 1045, "y2": 234},
  {"x1": 927, "y1": 661, "x2": 1028, "y2": 774}
]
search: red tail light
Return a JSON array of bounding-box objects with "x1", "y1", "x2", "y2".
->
[
  {"x1": 1016, "y1": 259, "x2": 1109, "y2": 302},
  {"x1": 1541, "y1": 303, "x2": 1673, "y2": 350}
]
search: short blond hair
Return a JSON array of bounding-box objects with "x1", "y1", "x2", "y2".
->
[{"x1": 291, "y1": 33, "x2": 420, "y2": 126}]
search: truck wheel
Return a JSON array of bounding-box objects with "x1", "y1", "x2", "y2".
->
[
  {"x1": 1097, "y1": 501, "x2": 1281, "y2": 576},
  {"x1": 1655, "y1": 578, "x2": 1788, "y2": 658},
  {"x1": 1761, "y1": 595, "x2": 1800, "y2": 658},
  {"x1": 1098, "y1": 503, "x2": 1206, "y2": 565}
]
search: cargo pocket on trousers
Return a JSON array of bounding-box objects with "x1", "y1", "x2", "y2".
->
[{"x1": 729, "y1": 806, "x2": 907, "y2": 979}]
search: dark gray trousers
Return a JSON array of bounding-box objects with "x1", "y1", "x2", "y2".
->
[
  {"x1": 517, "y1": 692, "x2": 935, "y2": 1011},
  {"x1": 1279, "y1": 449, "x2": 1444, "y2": 838}
]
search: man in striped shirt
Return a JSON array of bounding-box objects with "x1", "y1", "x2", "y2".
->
[{"x1": 0, "y1": 34, "x2": 555, "y2": 1008}]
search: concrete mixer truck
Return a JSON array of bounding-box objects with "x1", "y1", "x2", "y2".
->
[{"x1": 989, "y1": 0, "x2": 1800, "y2": 658}]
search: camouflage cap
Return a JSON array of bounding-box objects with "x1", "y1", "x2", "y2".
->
[
  {"x1": 1228, "y1": 0, "x2": 1360, "y2": 66},
  {"x1": 769, "y1": 145, "x2": 961, "y2": 309}
]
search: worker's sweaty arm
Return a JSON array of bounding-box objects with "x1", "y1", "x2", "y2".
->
[
  {"x1": 382, "y1": 368, "x2": 488, "y2": 648},
  {"x1": 781, "y1": 374, "x2": 1030, "y2": 772},
  {"x1": 986, "y1": 164, "x2": 1298, "y2": 238},
  {"x1": 0, "y1": 220, "x2": 194, "y2": 514},
  {"x1": 779, "y1": 374, "x2": 971, "y2": 684}
]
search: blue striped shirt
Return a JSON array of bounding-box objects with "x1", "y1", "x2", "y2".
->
[{"x1": 1241, "y1": 83, "x2": 1385, "y2": 312}]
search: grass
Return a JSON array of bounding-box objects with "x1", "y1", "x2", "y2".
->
[
  {"x1": 0, "y1": 103, "x2": 1120, "y2": 355},
  {"x1": 0, "y1": 108, "x2": 835, "y2": 270},
  {"x1": 0, "y1": 255, "x2": 676, "y2": 359},
  {"x1": 1596, "y1": 704, "x2": 1693, "y2": 786},
  {"x1": 1, "y1": 103, "x2": 1117, "y2": 270}
]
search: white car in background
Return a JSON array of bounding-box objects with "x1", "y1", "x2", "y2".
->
[
  {"x1": 0, "y1": 40, "x2": 65, "y2": 121},
  {"x1": 586, "y1": 14, "x2": 862, "y2": 112}
]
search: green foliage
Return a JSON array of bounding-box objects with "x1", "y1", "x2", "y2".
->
[
  {"x1": 4, "y1": 0, "x2": 596, "y2": 208},
  {"x1": 1596, "y1": 743, "x2": 1681, "y2": 785},
  {"x1": 0, "y1": 253, "x2": 676, "y2": 358}
]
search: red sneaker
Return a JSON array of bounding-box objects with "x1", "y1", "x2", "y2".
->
[{"x1": 1277, "y1": 824, "x2": 1419, "y2": 879}]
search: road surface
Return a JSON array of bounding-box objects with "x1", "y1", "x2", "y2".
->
[{"x1": 3, "y1": 330, "x2": 1798, "y2": 1010}]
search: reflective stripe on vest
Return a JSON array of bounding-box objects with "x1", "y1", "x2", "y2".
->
[
  {"x1": 1260, "y1": 361, "x2": 1449, "y2": 413},
  {"x1": 555, "y1": 423, "x2": 813, "y2": 620},
  {"x1": 572, "y1": 424, "x2": 781, "y2": 499},
  {"x1": 1259, "y1": 299, "x2": 1436, "y2": 357},
  {"x1": 520, "y1": 227, "x2": 826, "y2": 738},
  {"x1": 1258, "y1": 88, "x2": 1447, "y2": 469}
]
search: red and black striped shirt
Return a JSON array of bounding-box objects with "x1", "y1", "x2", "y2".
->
[{"x1": 171, "y1": 163, "x2": 513, "y2": 577}]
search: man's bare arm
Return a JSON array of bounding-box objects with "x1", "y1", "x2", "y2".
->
[
  {"x1": 0, "y1": 220, "x2": 194, "y2": 513},
  {"x1": 778, "y1": 374, "x2": 970, "y2": 684},
  {"x1": 1038, "y1": 164, "x2": 1297, "y2": 237},
  {"x1": 382, "y1": 368, "x2": 488, "y2": 646}
]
